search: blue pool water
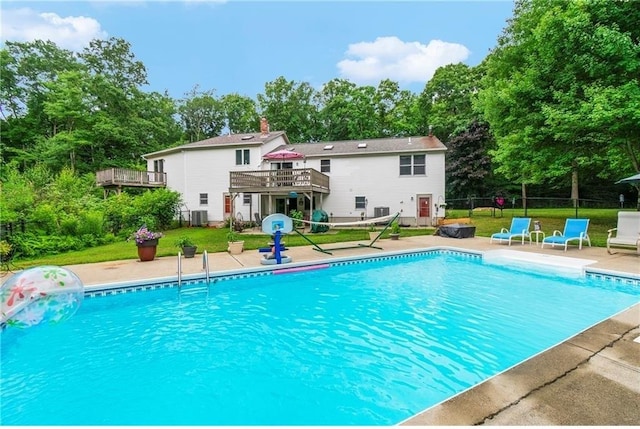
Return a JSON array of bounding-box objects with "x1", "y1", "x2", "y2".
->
[{"x1": 1, "y1": 251, "x2": 639, "y2": 425}]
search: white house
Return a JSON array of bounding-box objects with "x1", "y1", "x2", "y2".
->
[{"x1": 142, "y1": 118, "x2": 447, "y2": 227}]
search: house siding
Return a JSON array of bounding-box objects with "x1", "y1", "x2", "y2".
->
[
  {"x1": 144, "y1": 132, "x2": 445, "y2": 227},
  {"x1": 303, "y1": 153, "x2": 445, "y2": 225},
  {"x1": 146, "y1": 135, "x2": 288, "y2": 225}
]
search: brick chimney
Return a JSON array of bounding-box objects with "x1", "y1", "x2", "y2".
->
[{"x1": 260, "y1": 117, "x2": 270, "y2": 136}]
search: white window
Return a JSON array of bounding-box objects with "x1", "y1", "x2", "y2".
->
[
  {"x1": 199, "y1": 193, "x2": 208, "y2": 205},
  {"x1": 355, "y1": 196, "x2": 366, "y2": 210},
  {"x1": 243, "y1": 193, "x2": 251, "y2": 204},
  {"x1": 400, "y1": 155, "x2": 426, "y2": 176},
  {"x1": 320, "y1": 159, "x2": 331, "y2": 173},
  {"x1": 235, "y1": 149, "x2": 250, "y2": 165}
]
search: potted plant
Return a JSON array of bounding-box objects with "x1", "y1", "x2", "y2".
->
[
  {"x1": 174, "y1": 235, "x2": 197, "y2": 258},
  {"x1": 227, "y1": 230, "x2": 244, "y2": 255},
  {"x1": 389, "y1": 220, "x2": 400, "y2": 240},
  {"x1": 130, "y1": 226, "x2": 163, "y2": 262},
  {"x1": 368, "y1": 224, "x2": 378, "y2": 241}
]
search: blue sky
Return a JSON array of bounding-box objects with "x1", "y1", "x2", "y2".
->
[{"x1": 1, "y1": 1, "x2": 515, "y2": 100}]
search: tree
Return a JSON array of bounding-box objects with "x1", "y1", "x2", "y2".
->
[
  {"x1": 178, "y1": 85, "x2": 224, "y2": 142},
  {"x1": 419, "y1": 63, "x2": 483, "y2": 141},
  {"x1": 0, "y1": 41, "x2": 80, "y2": 169},
  {"x1": 80, "y1": 37, "x2": 148, "y2": 93},
  {"x1": 478, "y1": 0, "x2": 640, "y2": 205},
  {"x1": 220, "y1": 93, "x2": 259, "y2": 134},
  {"x1": 445, "y1": 121, "x2": 498, "y2": 199},
  {"x1": 373, "y1": 79, "x2": 420, "y2": 137},
  {"x1": 257, "y1": 76, "x2": 319, "y2": 143}
]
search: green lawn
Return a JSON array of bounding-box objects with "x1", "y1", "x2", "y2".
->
[{"x1": 12, "y1": 208, "x2": 627, "y2": 269}]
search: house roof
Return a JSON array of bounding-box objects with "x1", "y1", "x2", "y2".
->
[
  {"x1": 272, "y1": 135, "x2": 447, "y2": 158},
  {"x1": 142, "y1": 131, "x2": 446, "y2": 160},
  {"x1": 142, "y1": 131, "x2": 289, "y2": 159}
]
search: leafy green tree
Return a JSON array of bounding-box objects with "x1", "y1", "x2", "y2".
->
[
  {"x1": 478, "y1": 0, "x2": 640, "y2": 205},
  {"x1": 0, "y1": 41, "x2": 80, "y2": 168},
  {"x1": 178, "y1": 85, "x2": 225, "y2": 142},
  {"x1": 220, "y1": 93, "x2": 259, "y2": 134},
  {"x1": 419, "y1": 63, "x2": 483, "y2": 141},
  {"x1": 374, "y1": 79, "x2": 420, "y2": 137},
  {"x1": 79, "y1": 37, "x2": 148, "y2": 93},
  {"x1": 257, "y1": 76, "x2": 319, "y2": 143},
  {"x1": 315, "y1": 78, "x2": 358, "y2": 141}
]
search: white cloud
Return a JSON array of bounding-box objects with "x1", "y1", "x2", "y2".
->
[
  {"x1": 337, "y1": 36, "x2": 471, "y2": 85},
  {"x1": 0, "y1": 8, "x2": 107, "y2": 51}
]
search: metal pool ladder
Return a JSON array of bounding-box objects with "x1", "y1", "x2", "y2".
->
[{"x1": 177, "y1": 250, "x2": 212, "y2": 298}]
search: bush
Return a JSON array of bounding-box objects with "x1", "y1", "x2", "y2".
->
[
  {"x1": 78, "y1": 210, "x2": 105, "y2": 237},
  {"x1": 290, "y1": 209, "x2": 304, "y2": 228},
  {"x1": 29, "y1": 204, "x2": 59, "y2": 234},
  {"x1": 132, "y1": 188, "x2": 182, "y2": 230},
  {"x1": 60, "y1": 216, "x2": 79, "y2": 236}
]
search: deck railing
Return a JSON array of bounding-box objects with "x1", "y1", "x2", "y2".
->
[
  {"x1": 229, "y1": 168, "x2": 330, "y2": 193},
  {"x1": 96, "y1": 168, "x2": 167, "y2": 188}
]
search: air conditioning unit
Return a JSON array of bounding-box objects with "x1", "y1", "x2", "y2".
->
[
  {"x1": 190, "y1": 210, "x2": 208, "y2": 227},
  {"x1": 374, "y1": 207, "x2": 390, "y2": 218}
]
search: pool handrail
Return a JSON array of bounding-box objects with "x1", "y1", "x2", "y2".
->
[
  {"x1": 177, "y1": 251, "x2": 182, "y2": 289},
  {"x1": 203, "y1": 250, "x2": 210, "y2": 284}
]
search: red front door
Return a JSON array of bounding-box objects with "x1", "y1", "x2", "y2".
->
[{"x1": 418, "y1": 196, "x2": 431, "y2": 226}]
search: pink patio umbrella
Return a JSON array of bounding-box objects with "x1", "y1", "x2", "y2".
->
[{"x1": 262, "y1": 149, "x2": 305, "y2": 161}]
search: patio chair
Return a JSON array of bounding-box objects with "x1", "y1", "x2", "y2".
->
[
  {"x1": 606, "y1": 211, "x2": 640, "y2": 255},
  {"x1": 490, "y1": 217, "x2": 531, "y2": 246},
  {"x1": 541, "y1": 218, "x2": 591, "y2": 251}
]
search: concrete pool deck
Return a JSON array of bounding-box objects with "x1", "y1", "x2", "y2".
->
[{"x1": 18, "y1": 234, "x2": 640, "y2": 425}]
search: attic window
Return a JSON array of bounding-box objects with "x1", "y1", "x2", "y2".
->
[
  {"x1": 357, "y1": 143, "x2": 367, "y2": 148},
  {"x1": 324, "y1": 145, "x2": 334, "y2": 150},
  {"x1": 241, "y1": 135, "x2": 253, "y2": 140}
]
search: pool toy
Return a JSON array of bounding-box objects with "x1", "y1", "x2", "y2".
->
[
  {"x1": 258, "y1": 244, "x2": 287, "y2": 253},
  {"x1": 1, "y1": 266, "x2": 84, "y2": 329},
  {"x1": 260, "y1": 214, "x2": 293, "y2": 265}
]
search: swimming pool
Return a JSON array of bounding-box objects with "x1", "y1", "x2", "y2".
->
[{"x1": 1, "y1": 249, "x2": 639, "y2": 425}]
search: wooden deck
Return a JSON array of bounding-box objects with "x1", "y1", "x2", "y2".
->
[
  {"x1": 96, "y1": 168, "x2": 167, "y2": 190},
  {"x1": 229, "y1": 168, "x2": 330, "y2": 194}
]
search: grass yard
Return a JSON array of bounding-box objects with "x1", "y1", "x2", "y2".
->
[{"x1": 11, "y1": 208, "x2": 629, "y2": 270}]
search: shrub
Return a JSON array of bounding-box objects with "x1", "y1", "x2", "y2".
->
[
  {"x1": 29, "y1": 204, "x2": 59, "y2": 234},
  {"x1": 60, "y1": 216, "x2": 79, "y2": 236},
  {"x1": 78, "y1": 211, "x2": 105, "y2": 237},
  {"x1": 290, "y1": 209, "x2": 304, "y2": 228},
  {"x1": 132, "y1": 188, "x2": 182, "y2": 230}
]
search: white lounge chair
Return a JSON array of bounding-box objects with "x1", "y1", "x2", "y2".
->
[
  {"x1": 490, "y1": 217, "x2": 531, "y2": 246},
  {"x1": 607, "y1": 212, "x2": 640, "y2": 255},
  {"x1": 542, "y1": 218, "x2": 591, "y2": 251}
]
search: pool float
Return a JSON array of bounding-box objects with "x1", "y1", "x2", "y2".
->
[{"x1": 1, "y1": 266, "x2": 84, "y2": 329}]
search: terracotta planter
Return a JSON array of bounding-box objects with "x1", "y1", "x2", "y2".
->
[
  {"x1": 137, "y1": 239, "x2": 158, "y2": 262},
  {"x1": 227, "y1": 241, "x2": 244, "y2": 255}
]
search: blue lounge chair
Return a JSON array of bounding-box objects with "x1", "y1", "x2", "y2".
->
[
  {"x1": 490, "y1": 217, "x2": 531, "y2": 246},
  {"x1": 542, "y1": 218, "x2": 591, "y2": 251}
]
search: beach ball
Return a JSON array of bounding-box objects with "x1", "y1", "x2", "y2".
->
[{"x1": 0, "y1": 266, "x2": 84, "y2": 329}]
